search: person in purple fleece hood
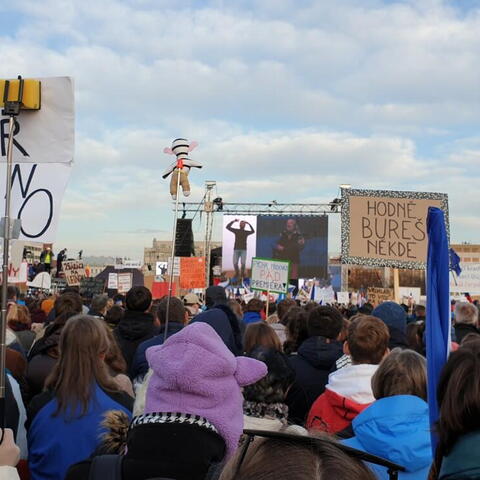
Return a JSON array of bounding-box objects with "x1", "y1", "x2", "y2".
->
[{"x1": 66, "y1": 322, "x2": 267, "y2": 480}]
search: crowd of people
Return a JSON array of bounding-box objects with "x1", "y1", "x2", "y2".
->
[{"x1": 1, "y1": 283, "x2": 480, "y2": 479}]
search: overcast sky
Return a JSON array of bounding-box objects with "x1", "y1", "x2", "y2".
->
[{"x1": 2, "y1": 0, "x2": 479, "y2": 259}]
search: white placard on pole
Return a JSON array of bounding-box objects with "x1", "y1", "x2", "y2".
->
[
  {"x1": 108, "y1": 273, "x2": 118, "y2": 290},
  {"x1": 250, "y1": 257, "x2": 290, "y2": 294}
]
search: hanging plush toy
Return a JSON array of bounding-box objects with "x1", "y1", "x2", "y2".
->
[{"x1": 163, "y1": 138, "x2": 202, "y2": 200}]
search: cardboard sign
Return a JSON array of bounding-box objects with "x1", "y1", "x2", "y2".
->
[
  {"x1": 0, "y1": 77, "x2": 74, "y2": 243},
  {"x1": 399, "y1": 286, "x2": 421, "y2": 304},
  {"x1": 251, "y1": 257, "x2": 290, "y2": 294},
  {"x1": 179, "y1": 257, "x2": 206, "y2": 289},
  {"x1": 450, "y1": 263, "x2": 480, "y2": 294},
  {"x1": 341, "y1": 189, "x2": 448, "y2": 269},
  {"x1": 367, "y1": 287, "x2": 394, "y2": 306},
  {"x1": 337, "y1": 291, "x2": 350, "y2": 305},
  {"x1": 117, "y1": 272, "x2": 132, "y2": 294},
  {"x1": 63, "y1": 260, "x2": 85, "y2": 286},
  {"x1": 108, "y1": 273, "x2": 118, "y2": 289}
]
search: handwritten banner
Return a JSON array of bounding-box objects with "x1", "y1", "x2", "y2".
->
[
  {"x1": 367, "y1": 287, "x2": 394, "y2": 306},
  {"x1": 341, "y1": 189, "x2": 448, "y2": 269},
  {"x1": 63, "y1": 260, "x2": 85, "y2": 287},
  {"x1": 251, "y1": 257, "x2": 290, "y2": 294},
  {"x1": 179, "y1": 257, "x2": 205, "y2": 289}
]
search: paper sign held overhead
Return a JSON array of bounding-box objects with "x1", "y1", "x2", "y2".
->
[
  {"x1": 63, "y1": 260, "x2": 85, "y2": 287},
  {"x1": 117, "y1": 272, "x2": 133, "y2": 294},
  {"x1": 108, "y1": 273, "x2": 118, "y2": 289},
  {"x1": 251, "y1": 257, "x2": 290, "y2": 294},
  {"x1": 367, "y1": 287, "x2": 394, "y2": 306},
  {"x1": 179, "y1": 257, "x2": 206, "y2": 289},
  {"x1": 341, "y1": 188, "x2": 448, "y2": 269}
]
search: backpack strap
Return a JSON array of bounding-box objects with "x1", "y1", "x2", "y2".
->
[{"x1": 89, "y1": 455, "x2": 123, "y2": 480}]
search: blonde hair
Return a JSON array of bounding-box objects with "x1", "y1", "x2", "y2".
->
[
  {"x1": 455, "y1": 302, "x2": 479, "y2": 326},
  {"x1": 372, "y1": 348, "x2": 427, "y2": 401}
]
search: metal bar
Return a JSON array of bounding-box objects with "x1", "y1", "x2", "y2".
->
[
  {"x1": 164, "y1": 167, "x2": 182, "y2": 342},
  {"x1": 0, "y1": 116, "x2": 15, "y2": 435}
]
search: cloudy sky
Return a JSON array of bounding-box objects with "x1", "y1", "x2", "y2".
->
[{"x1": 1, "y1": 0, "x2": 479, "y2": 259}]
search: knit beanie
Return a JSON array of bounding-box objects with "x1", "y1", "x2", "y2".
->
[
  {"x1": 145, "y1": 322, "x2": 267, "y2": 457},
  {"x1": 372, "y1": 301, "x2": 407, "y2": 334}
]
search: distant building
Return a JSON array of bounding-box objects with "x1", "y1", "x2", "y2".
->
[
  {"x1": 451, "y1": 243, "x2": 480, "y2": 264},
  {"x1": 144, "y1": 238, "x2": 221, "y2": 270}
]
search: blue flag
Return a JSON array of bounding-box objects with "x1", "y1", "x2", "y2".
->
[
  {"x1": 449, "y1": 248, "x2": 462, "y2": 276},
  {"x1": 426, "y1": 207, "x2": 450, "y2": 454}
]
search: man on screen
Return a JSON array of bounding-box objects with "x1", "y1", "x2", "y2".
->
[
  {"x1": 226, "y1": 219, "x2": 255, "y2": 279},
  {"x1": 273, "y1": 218, "x2": 305, "y2": 279}
]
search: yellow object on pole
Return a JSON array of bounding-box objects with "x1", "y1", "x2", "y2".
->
[{"x1": 0, "y1": 78, "x2": 41, "y2": 110}]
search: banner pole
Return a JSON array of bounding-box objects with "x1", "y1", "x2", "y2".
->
[
  {"x1": 265, "y1": 290, "x2": 270, "y2": 318},
  {"x1": 164, "y1": 166, "x2": 182, "y2": 342}
]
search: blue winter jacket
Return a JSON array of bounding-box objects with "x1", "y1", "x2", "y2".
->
[
  {"x1": 343, "y1": 395, "x2": 432, "y2": 480},
  {"x1": 242, "y1": 311, "x2": 262, "y2": 324},
  {"x1": 27, "y1": 384, "x2": 133, "y2": 480}
]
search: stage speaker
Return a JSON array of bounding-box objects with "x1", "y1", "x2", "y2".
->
[{"x1": 175, "y1": 219, "x2": 195, "y2": 257}]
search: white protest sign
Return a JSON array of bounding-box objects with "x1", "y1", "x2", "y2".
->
[
  {"x1": 251, "y1": 257, "x2": 290, "y2": 294},
  {"x1": 0, "y1": 240, "x2": 25, "y2": 283},
  {"x1": 117, "y1": 272, "x2": 133, "y2": 294},
  {"x1": 155, "y1": 261, "x2": 168, "y2": 276},
  {"x1": 63, "y1": 260, "x2": 85, "y2": 286},
  {"x1": 399, "y1": 286, "x2": 421, "y2": 304},
  {"x1": 0, "y1": 77, "x2": 74, "y2": 243},
  {"x1": 337, "y1": 291, "x2": 350, "y2": 305},
  {"x1": 450, "y1": 263, "x2": 480, "y2": 295},
  {"x1": 116, "y1": 259, "x2": 142, "y2": 269},
  {"x1": 108, "y1": 273, "x2": 118, "y2": 289}
]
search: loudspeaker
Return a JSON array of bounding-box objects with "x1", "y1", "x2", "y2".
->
[{"x1": 175, "y1": 219, "x2": 195, "y2": 257}]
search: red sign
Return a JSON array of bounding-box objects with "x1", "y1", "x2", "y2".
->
[{"x1": 180, "y1": 257, "x2": 206, "y2": 289}]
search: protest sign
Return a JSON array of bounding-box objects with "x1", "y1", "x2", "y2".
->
[
  {"x1": 450, "y1": 263, "x2": 480, "y2": 294},
  {"x1": 337, "y1": 291, "x2": 350, "y2": 305},
  {"x1": 63, "y1": 260, "x2": 85, "y2": 287},
  {"x1": 0, "y1": 77, "x2": 74, "y2": 242},
  {"x1": 251, "y1": 257, "x2": 290, "y2": 294},
  {"x1": 179, "y1": 257, "x2": 206, "y2": 289},
  {"x1": 399, "y1": 286, "x2": 421, "y2": 304},
  {"x1": 156, "y1": 261, "x2": 168, "y2": 276},
  {"x1": 117, "y1": 272, "x2": 133, "y2": 294},
  {"x1": 341, "y1": 189, "x2": 448, "y2": 269},
  {"x1": 115, "y1": 258, "x2": 142, "y2": 269},
  {"x1": 108, "y1": 273, "x2": 118, "y2": 289},
  {"x1": 367, "y1": 287, "x2": 394, "y2": 306},
  {"x1": 80, "y1": 277, "x2": 105, "y2": 298},
  {"x1": 0, "y1": 241, "x2": 27, "y2": 283}
]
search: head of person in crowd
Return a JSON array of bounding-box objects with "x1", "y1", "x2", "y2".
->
[
  {"x1": 283, "y1": 306, "x2": 309, "y2": 355},
  {"x1": 371, "y1": 301, "x2": 408, "y2": 349},
  {"x1": 227, "y1": 299, "x2": 243, "y2": 320},
  {"x1": 345, "y1": 315, "x2": 390, "y2": 365},
  {"x1": 307, "y1": 306, "x2": 344, "y2": 341},
  {"x1": 372, "y1": 348, "x2": 427, "y2": 401},
  {"x1": 243, "y1": 298, "x2": 264, "y2": 324},
  {"x1": 7, "y1": 304, "x2": 31, "y2": 332},
  {"x1": 431, "y1": 340, "x2": 480, "y2": 479},
  {"x1": 243, "y1": 347, "x2": 295, "y2": 429},
  {"x1": 244, "y1": 322, "x2": 282, "y2": 354},
  {"x1": 183, "y1": 292, "x2": 201, "y2": 320},
  {"x1": 54, "y1": 292, "x2": 84, "y2": 326},
  {"x1": 303, "y1": 301, "x2": 318, "y2": 313},
  {"x1": 104, "y1": 304, "x2": 124, "y2": 329},
  {"x1": 277, "y1": 298, "x2": 296, "y2": 325},
  {"x1": 406, "y1": 321, "x2": 426, "y2": 355},
  {"x1": 219, "y1": 434, "x2": 377, "y2": 480},
  {"x1": 205, "y1": 285, "x2": 227, "y2": 308},
  {"x1": 461, "y1": 332, "x2": 480, "y2": 346},
  {"x1": 342, "y1": 348, "x2": 431, "y2": 479},
  {"x1": 358, "y1": 302, "x2": 374, "y2": 315},
  {"x1": 144, "y1": 322, "x2": 267, "y2": 459},
  {"x1": 7, "y1": 285, "x2": 19, "y2": 303},
  {"x1": 125, "y1": 286, "x2": 152, "y2": 313},
  {"x1": 414, "y1": 304, "x2": 426, "y2": 321},
  {"x1": 453, "y1": 302, "x2": 479, "y2": 344},
  {"x1": 104, "y1": 325, "x2": 128, "y2": 376},
  {"x1": 338, "y1": 318, "x2": 351, "y2": 343},
  {"x1": 45, "y1": 315, "x2": 120, "y2": 415},
  {"x1": 157, "y1": 296, "x2": 188, "y2": 328},
  {"x1": 89, "y1": 294, "x2": 109, "y2": 318},
  {"x1": 113, "y1": 293, "x2": 125, "y2": 307}
]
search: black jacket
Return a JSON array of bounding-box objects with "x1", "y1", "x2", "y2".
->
[
  {"x1": 286, "y1": 336, "x2": 343, "y2": 425},
  {"x1": 114, "y1": 311, "x2": 157, "y2": 376},
  {"x1": 65, "y1": 420, "x2": 225, "y2": 480},
  {"x1": 454, "y1": 323, "x2": 480, "y2": 344}
]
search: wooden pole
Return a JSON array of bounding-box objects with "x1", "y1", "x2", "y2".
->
[{"x1": 393, "y1": 268, "x2": 400, "y2": 303}]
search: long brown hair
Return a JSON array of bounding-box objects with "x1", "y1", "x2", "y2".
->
[
  {"x1": 244, "y1": 323, "x2": 282, "y2": 354},
  {"x1": 220, "y1": 434, "x2": 376, "y2": 480},
  {"x1": 45, "y1": 315, "x2": 119, "y2": 417},
  {"x1": 430, "y1": 340, "x2": 480, "y2": 478}
]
